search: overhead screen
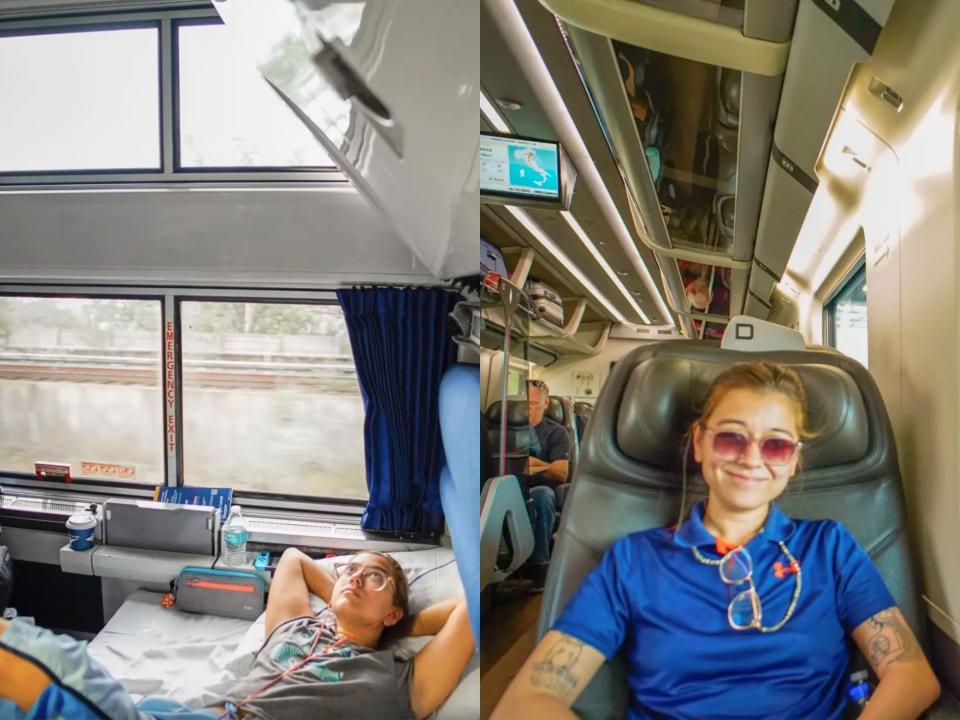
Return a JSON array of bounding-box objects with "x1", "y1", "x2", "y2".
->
[{"x1": 480, "y1": 132, "x2": 574, "y2": 209}]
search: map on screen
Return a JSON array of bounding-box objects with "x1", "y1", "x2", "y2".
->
[{"x1": 480, "y1": 134, "x2": 561, "y2": 202}]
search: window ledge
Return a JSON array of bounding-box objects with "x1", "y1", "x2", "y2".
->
[{"x1": 0, "y1": 491, "x2": 439, "y2": 553}]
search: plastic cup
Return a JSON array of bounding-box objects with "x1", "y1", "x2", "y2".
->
[{"x1": 66, "y1": 512, "x2": 97, "y2": 551}]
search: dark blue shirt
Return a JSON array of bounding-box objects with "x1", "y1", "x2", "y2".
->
[
  {"x1": 552, "y1": 501, "x2": 896, "y2": 720},
  {"x1": 529, "y1": 417, "x2": 571, "y2": 464}
]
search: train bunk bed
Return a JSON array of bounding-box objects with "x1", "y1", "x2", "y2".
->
[{"x1": 83, "y1": 549, "x2": 477, "y2": 719}]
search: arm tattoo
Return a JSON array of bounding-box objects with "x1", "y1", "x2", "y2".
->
[
  {"x1": 531, "y1": 636, "x2": 584, "y2": 697},
  {"x1": 865, "y1": 609, "x2": 921, "y2": 672}
]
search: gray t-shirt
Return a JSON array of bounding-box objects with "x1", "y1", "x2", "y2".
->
[{"x1": 220, "y1": 613, "x2": 415, "y2": 720}]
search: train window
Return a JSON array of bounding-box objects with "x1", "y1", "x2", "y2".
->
[
  {"x1": 179, "y1": 301, "x2": 366, "y2": 499},
  {"x1": 0, "y1": 296, "x2": 164, "y2": 484},
  {"x1": 0, "y1": 27, "x2": 161, "y2": 173},
  {"x1": 175, "y1": 21, "x2": 333, "y2": 170},
  {"x1": 825, "y1": 263, "x2": 868, "y2": 367},
  {"x1": 0, "y1": 8, "x2": 343, "y2": 185},
  {"x1": 506, "y1": 369, "x2": 526, "y2": 398}
]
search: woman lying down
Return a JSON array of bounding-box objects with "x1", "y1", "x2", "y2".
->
[{"x1": 0, "y1": 548, "x2": 474, "y2": 720}]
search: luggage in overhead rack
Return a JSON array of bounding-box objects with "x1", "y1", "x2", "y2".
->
[
  {"x1": 481, "y1": 237, "x2": 509, "y2": 290},
  {"x1": 527, "y1": 279, "x2": 564, "y2": 328}
]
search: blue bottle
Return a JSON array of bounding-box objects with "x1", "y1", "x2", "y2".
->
[{"x1": 848, "y1": 670, "x2": 872, "y2": 716}]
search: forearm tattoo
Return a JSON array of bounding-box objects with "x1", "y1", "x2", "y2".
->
[
  {"x1": 531, "y1": 636, "x2": 584, "y2": 698},
  {"x1": 865, "y1": 609, "x2": 921, "y2": 671}
]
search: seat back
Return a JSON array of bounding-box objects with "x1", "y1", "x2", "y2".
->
[
  {"x1": 481, "y1": 410, "x2": 495, "y2": 489},
  {"x1": 538, "y1": 341, "x2": 923, "y2": 719},
  {"x1": 478, "y1": 398, "x2": 535, "y2": 591},
  {"x1": 545, "y1": 397, "x2": 564, "y2": 425},
  {"x1": 0, "y1": 545, "x2": 10, "y2": 612},
  {"x1": 484, "y1": 400, "x2": 531, "y2": 475},
  {"x1": 438, "y1": 364, "x2": 480, "y2": 645},
  {"x1": 573, "y1": 401, "x2": 593, "y2": 441},
  {"x1": 480, "y1": 475, "x2": 535, "y2": 588},
  {"x1": 546, "y1": 396, "x2": 579, "y2": 476}
]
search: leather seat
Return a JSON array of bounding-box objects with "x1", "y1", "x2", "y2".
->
[
  {"x1": 546, "y1": 396, "x2": 579, "y2": 479},
  {"x1": 485, "y1": 397, "x2": 576, "y2": 509},
  {"x1": 481, "y1": 400, "x2": 535, "y2": 586},
  {"x1": 486, "y1": 398, "x2": 578, "y2": 479},
  {"x1": 483, "y1": 401, "x2": 531, "y2": 475},
  {"x1": 0, "y1": 544, "x2": 10, "y2": 612},
  {"x1": 573, "y1": 401, "x2": 593, "y2": 443},
  {"x1": 538, "y1": 340, "x2": 927, "y2": 719}
]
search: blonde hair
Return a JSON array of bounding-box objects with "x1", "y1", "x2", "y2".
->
[
  {"x1": 677, "y1": 362, "x2": 811, "y2": 523},
  {"x1": 695, "y1": 362, "x2": 812, "y2": 440}
]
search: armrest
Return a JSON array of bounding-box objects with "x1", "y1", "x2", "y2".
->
[{"x1": 480, "y1": 475, "x2": 534, "y2": 590}]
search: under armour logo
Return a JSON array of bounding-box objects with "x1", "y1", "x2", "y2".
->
[{"x1": 774, "y1": 561, "x2": 800, "y2": 579}]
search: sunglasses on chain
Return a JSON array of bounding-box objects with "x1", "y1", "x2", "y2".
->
[
  {"x1": 701, "y1": 426, "x2": 802, "y2": 466},
  {"x1": 716, "y1": 545, "x2": 801, "y2": 632},
  {"x1": 719, "y1": 547, "x2": 764, "y2": 629}
]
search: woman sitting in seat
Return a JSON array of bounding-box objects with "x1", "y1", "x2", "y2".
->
[{"x1": 493, "y1": 362, "x2": 940, "y2": 719}]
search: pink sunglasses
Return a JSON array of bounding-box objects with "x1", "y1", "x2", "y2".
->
[{"x1": 701, "y1": 426, "x2": 802, "y2": 466}]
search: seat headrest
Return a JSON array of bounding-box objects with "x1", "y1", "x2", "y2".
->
[
  {"x1": 546, "y1": 398, "x2": 565, "y2": 425},
  {"x1": 616, "y1": 355, "x2": 869, "y2": 471},
  {"x1": 484, "y1": 400, "x2": 529, "y2": 428}
]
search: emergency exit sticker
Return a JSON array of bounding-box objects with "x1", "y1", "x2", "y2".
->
[
  {"x1": 81, "y1": 461, "x2": 138, "y2": 481},
  {"x1": 34, "y1": 462, "x2": 72, "y2": 483}
]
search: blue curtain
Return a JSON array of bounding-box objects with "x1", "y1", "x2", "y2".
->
[{"x1": 337, "y1": 287, "x2": 459, "y2": 534}]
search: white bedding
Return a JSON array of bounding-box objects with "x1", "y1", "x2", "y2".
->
[{"x1": 87, "y1": 548, "x2": 479, "y2": 719}]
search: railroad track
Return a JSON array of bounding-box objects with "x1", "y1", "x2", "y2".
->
[{"x1": 0, "y1": 363, "x2": 359, "y2": 391}]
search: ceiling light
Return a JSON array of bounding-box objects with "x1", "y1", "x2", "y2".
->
[
  {"x1": 481, "y1": 89, "x2": 512, "y2": 133},
  {"x1": 504, "y1": 205, "x2": 626, "y2": 323},
  {"x1": 485, "y1": 0, "x2": 673, "y2": 326},
  {"x1": 561, "y1": 210, "x2": 651, "y2": 322}
]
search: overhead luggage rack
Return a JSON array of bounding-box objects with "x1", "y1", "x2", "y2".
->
[
  {"x1": 539, "y1": 0, "x2": 897, "y2": 334},
  {"x1": 541, "y1": 0, "x2": 793, "y2": 72},
  {"x1": 482, "y1": 261, "x2": 612, "y2": 357},
  {"x1": 547, "y1": 0, "x2": 791, "y2": 337}
]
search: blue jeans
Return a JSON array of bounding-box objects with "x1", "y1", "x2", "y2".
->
[{"x1": 526, "y1": 485, "x2": 557, "y2": 565}]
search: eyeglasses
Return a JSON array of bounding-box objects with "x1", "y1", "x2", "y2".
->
[
  {"x1": 333, "y1": 563, "x2": 394, "y2": 592},
  {"x1": 702, "y1": 426, "x2": 802, "y2": 466},
  {"x1": 719, "y1": 547, "x2": 762, "y2": 630},
  {"x1": 712, "y1": 545, "x2": 801, "y2": 632}
]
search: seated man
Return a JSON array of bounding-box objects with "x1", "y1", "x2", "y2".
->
[
  {"x1": 0, "y1": 548, "x2": 473, "y2": 720},
  {"x1": 524, "y1": 380, "x2": 570, "y2": 590}
]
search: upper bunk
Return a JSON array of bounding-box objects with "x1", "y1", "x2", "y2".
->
[{"x1": 0, "y1": 0, "x2": 478, "y2": 288}]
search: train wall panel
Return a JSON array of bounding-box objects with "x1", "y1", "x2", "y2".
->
[{"x1": 0, "y1": 188, "x2": 435, "y2": 287}]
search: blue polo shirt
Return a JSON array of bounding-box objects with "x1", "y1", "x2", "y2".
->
[{"x1": 552, "y1": 501, "x2": 896, "y2": 719}]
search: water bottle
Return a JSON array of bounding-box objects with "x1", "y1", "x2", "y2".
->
[
  {"x1": 223, "y1": 505, "x2": 249, "y2": 567},
  {"x1": 847, "y1": 670, "x2": 872, "y2": 716}
]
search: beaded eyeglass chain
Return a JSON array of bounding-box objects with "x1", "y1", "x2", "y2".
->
[{"x1": 691, "y1": 541, "x2": 803, "y2": 633}]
